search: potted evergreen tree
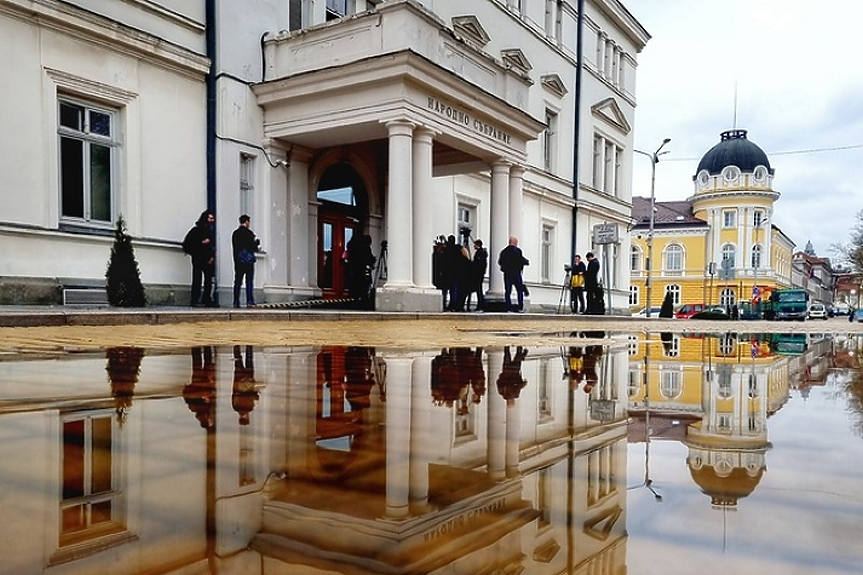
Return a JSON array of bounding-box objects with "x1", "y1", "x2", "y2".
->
[{"x1": 106, "y1": 216, "x2": 147, "y2": 307}]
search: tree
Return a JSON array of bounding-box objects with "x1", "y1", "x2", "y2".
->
[
  {"x1": 106, "y1": 216, "x2": 147, "y2": 307},
  {"x1": 831, "y1": 209, "x2": 863, "y2": 272}
]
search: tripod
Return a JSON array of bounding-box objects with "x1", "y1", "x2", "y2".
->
[
  {"x1": 557, "y1": 269, "x2": 572, "y2": 314},
  {"x1": 373, "y1": 240, "x2": 388, "y2": 288}
]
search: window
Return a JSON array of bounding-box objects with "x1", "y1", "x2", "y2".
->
[
  {"x1": 592, "y1": 134, "x2": 622, "y2": 196},
  {"x1": 719, "y1": 288, "x2": 736, "y2": 308},
  {"x1": 723, "y1": 209, "x2": 736, "y2": 228},
  {"x1": 543, "y1": 109, "x2": 558, "y2": 172},
  {"x1": 541, "y1": 224, "x2": 553, "y2": 282},
  {"x1": 240, "y1": 153, "x2": 255, "y2": 218},
  {"x1": 326, "y1": 0, "x2": 346, "y2": 20},
  {"x1": 59, "y1": 98, "x2": 118, "y2": 225},
  {"x1": 663, "y1": 244, "x2": 683, "y2": 276},
  {"x1": 753, "y1": 210, "x2": 765, "y2": 227},
  {"x1": 662, "y1": 336, "x2": 680, "y2": 358},
  {"x1": 592, "y1": 135, "x2": 602, "y2": 188},
  {"x1": 629, "y1": 285, "x2": 639, "y2": 306},
  {"x1": 630, "y1": 245, "x2": 642, "y2": 276},
  {"x1": 289, "y1": 0, "x2": 304, "y2": 30},
  {"x1": 718, "y1": 335, "x2": 736, "y2": 356},
  {"x1": 60, "y1": 412, "x2": 125, "y2": 548},
  {"x1": 751, "y1": 244, "x2": 763, "y2": 269},
  {"x1": 722, "y1": 244, "x2": 736, "y2": 268},
  {"x1": 538, "y1": 359, "x2": 552, "y2": 421},
  {"x1": 660, "y1": 369, "x2": 682, "y2": 397},
  {"x1": 457, "y1": 202, "x2": 476, "y2": 246},
  {"x1": 665, "y1": 284, "x2": 681, "y2": 305}
]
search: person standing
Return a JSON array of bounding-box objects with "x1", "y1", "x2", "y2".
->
[
  {"x1": 498, "y1": 236, "x2": 529, "y2": 312},
  {"x1": 183, "y1": 210, "x2": 217, "y2": 307},
  {"x1": 345, "y1": 234, "x2": 376, "y2": 305},
  {"x1": 443, "y1": 235, "x2": 467, "y2": 311},
  {"x1": 432, "y1": 235, "x2": 450, "y2": 311},
  {"x1": 467, "y1": 239, "x2": 488, "y2": 312},
  {"x1": 569, "y1": 254, "x2": 587, "y2": 314},
  {"x1": 231, "y1": 214, "x2": 260, "y2": 308},
  {"x1": 584, "y1": 251, "x2": 601, "y2": 314}
]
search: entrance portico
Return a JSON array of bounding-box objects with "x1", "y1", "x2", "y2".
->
[{"x1": 253, "y1": 0, "x2": 545, "y2": 310}]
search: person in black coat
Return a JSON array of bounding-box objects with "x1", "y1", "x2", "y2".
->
[
  {"x1": 498, "y1": 236, "x2": 529, "y2": 312},
  {"x1": 231, "y1": 214, "x2": 260, "y2": 308},
  {"x1": 183, "y1": 210, "x2": 217, "y2": 307},
  {"x1": 467, "y1": 239, "x2": 488, "y2": 311},
  {"x1": 584, "y1": 251, "x2": 602, "y2": 314}
]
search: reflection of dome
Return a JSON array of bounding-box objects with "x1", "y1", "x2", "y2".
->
[
  {"x1": 689, "y1": 463, "x2": 765, "y2": 507},
  {"x1": 695, "y1": 129, "x2": 772, "y2": 176}
]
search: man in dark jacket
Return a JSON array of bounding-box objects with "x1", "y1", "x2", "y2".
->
[
  {"x1": 498, "y1": 236, "x2": 529, "y2": 312},
  {"x1": 584, "y1": 251, "x2": 602, "y2": 314},
  {"x1": 231, "y1": 214, "x2": 260, "y2": 308},
  {"x1": 467, "y1": 239, "x2": 488, "y2": 311},
  {"x1": 183, "y1": 210, "x2": 217, "y2": 307}
]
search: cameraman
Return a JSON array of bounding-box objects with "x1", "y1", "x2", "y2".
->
[{"x1": 569, "y1": 254, "x2": 587, "y2": 314}]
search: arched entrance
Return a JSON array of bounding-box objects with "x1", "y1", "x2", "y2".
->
[{"x1": 317, "y1": 162, "x2": 369, "y2": 300}]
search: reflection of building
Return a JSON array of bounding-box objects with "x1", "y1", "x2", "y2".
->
[
  {"x1": 629, "y1": 130, "x2": 796, "y2": 311},
  {"x1": 2, "y1": 0, "x2": 648, "y2": 313},
  {"x1": 0, "y1": 341, "x2": 633, "y2": 574},
  {"x1": 628, "y1": 332, "x2": 832, "y2": 507}
]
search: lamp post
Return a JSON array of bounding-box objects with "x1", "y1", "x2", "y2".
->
[{"x1": 634, "y1": 138, "x2": 671, "y2": 317}]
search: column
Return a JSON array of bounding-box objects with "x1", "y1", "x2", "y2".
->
[
  {"x1": 508, "y1": 164, "x2": 525, "y2": 245},
  {"x1": 486, "y1": 349, "x2": 506, "y2": 481},
  {"x1": 385, "y1": 356, "x2": 413, "y2": 519},
  {"x1": 409, "y1": 355, "x2": 432, "y2": 511},
  {"x1": 263, "y1": 140, "x2": 291, "y2": 288},
  {"x1": 383, "y1": 120, "x2": 415, "y2": 288},
  {"x1": 287, "y1": 146, "x2": 314, "y2": 288},
  {"x1": 412, "y1": 128, "x2": 437, "y2": 288},
  {"x1": 488, "y1": 161, "x2": 511, "y2": 296}
]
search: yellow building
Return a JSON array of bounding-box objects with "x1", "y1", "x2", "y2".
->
[{"x1": 630, "y1": 129, "x2": 795, "y2": 312}]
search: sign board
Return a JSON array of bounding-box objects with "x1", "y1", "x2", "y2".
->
[
  {"x1": 592, "y1": 223, "x2": 618, "y2": 245},
  {"x1": 718, "y1": 258, "x2": 735, "y2": 280}
]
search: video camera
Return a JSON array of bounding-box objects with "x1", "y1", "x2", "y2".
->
[{"x1": 564, "y1": 264, "x2": 572, "y2": 272}]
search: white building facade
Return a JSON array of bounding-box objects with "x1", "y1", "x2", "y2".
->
[{"x1": 0, "y1": 0, "x2": 648, "y2": 312}]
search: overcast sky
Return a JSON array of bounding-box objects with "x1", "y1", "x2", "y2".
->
[{"x1": 625, "y1": 0, "x2": 863, "y2": 262}]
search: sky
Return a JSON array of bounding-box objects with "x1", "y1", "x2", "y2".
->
[{"x1": 625, "y1": 0, "x2": 863, "y2": 262}]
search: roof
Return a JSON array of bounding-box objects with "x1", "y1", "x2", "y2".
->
[
  {"x1": 695, "y1": 129, "x2": 773, "y2": 176},
  {"x1": 631, "y1": 196, "x2": 708, "y2": 229}
]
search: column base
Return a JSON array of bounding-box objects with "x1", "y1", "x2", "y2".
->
[{"x1": 376, "y1": 286, "x2": 444, "y2": 312}]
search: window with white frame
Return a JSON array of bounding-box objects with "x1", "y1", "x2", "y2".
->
[
  {"x1": 663, "y1": 244, "x2": 683, "y2": 276},
  {"x1": 591, "y1": 135, "x2": 602, "y2": 188},
  {"x1": 59, "y1": 98, "x2": 118, "y2": 226},
  {"x1": 722, "y1": 209, "x2": 737, "y2": 228},
  {"x1": 719, "y1": 288, "x2": 736, "y2": 308},
  {"x1": 753, "y1": 209, "x2": 765, "y2": 227},
  {"x1": 660, "y1": 369, "x2": 682, "y2": 398},
  {"x1": 629, "y1": 285, "x2": 639, "y2": 306},
  {"x1": 630, "y1": 245, "x2": 643, "y2": 276},
  {"x1": 541, "y1": 224, "x2": 553, "y2": 282},
  {"x1": 665, "y1": 284, "x2": 681, "y2": 305},
  {"x1": 289, "y1": 0, "x2": 304, "y2": 30},
  {"x1": 326, "y1": 0, "x2": 346, "y2": 20},
  {"x1": 718, "y1": 335, "x2": 736, "y2": 356},
  {"x1": 240, "y1": 153, "x2": 255, "y2": 218},
  {"x1": 722, "y1": 244, "x2": 736, "y2": 268},
  {"x1": 751, "y1": 244, "x2": 763, "y2": 269},
  {"x1": 543, "y1": 109, "x2": 558, "y2": 172},
  {"x1": 662, "y1": 335, "x2": 680, "y2": 358},
  {"x1": 456, "y1": 202, "x2": 476, "y2": 245}
]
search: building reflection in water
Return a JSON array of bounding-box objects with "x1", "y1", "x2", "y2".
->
[{"x1": 0, "y1": 332, "x2": 851, "y2": 574}]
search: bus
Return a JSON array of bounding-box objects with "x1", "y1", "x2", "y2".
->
[{"x1": 763, "y1": 288, "x2": 809, "y2": 321}]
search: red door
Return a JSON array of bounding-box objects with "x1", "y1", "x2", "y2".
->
[{"x1": 318, "y1": 213, "x2": 356, "y2": 299}]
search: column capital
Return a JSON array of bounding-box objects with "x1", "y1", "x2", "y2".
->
[
  {"x1": 413, "y1": 126, "x2": 439, "y2": 143},
  {"x1": 383, "y1": 118, "x2": 417, "y2": 136},
  {"x1": 491, "y1": 160, "x2": 512, "y2": 174}
]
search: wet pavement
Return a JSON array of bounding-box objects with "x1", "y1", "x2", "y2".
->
[{"x1": 1, "y1": 309, "x2": 862, "y2": 574}]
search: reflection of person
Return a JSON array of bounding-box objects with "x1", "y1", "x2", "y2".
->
[
  {"x1": 581, "y1": 345, "x2": 602, "y2": 394},
  {"x1": 584, "y1": 251, "x2": 601, "y2": 315},
  {"x1": 496, "y1": 346, "x2": 528, "y2": 405},
  {"x1": 498, "y1": 236, "x2": 529, "y2": 312},
  {"x1": 567, "y1": 346, "x2": 585, "y2": 390},
  {"x1": 232, "y1": 345, "x2": 259, "y2": 425},
  {"x1": 232, "y1": 214, "x2": 260, "y2": 308},
  {"x1": 184, "y1": 347, "x2": 216, "y2": 428},
  {"x1": 569, "y1": 254, "x2": 587, "y2": 314},
  {"x1": 184, "y1": 210, "x2": 217, "y2": 307},
  {"x1": 467, "y1": 240, "x2": 488, "y2": 312}
]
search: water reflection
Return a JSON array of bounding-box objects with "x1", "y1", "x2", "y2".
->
[{"x1": 1, "y1": 333, "x2": 862, "y2": 573}]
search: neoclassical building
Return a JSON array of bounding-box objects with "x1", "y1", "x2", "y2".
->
[
  {"x1": 0, "y1": 0, "x2": 649, "y2": 312},
  {"x1": 630, "y1": 129, "x2": 796, "y2": 312}
]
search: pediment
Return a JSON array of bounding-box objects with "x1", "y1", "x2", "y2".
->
[
  {"x1": 451, "y1": 15, "x2": 490, "y2": 48},
  {"x1": 591, "y1": 97, "x2": 631, "y2": 134},
  {"x1": 501, "y1": 48, "x2": 533, "y2": 76},
  {"x1": 540, "y1": 73, "x2": 568, "y2": 98}
]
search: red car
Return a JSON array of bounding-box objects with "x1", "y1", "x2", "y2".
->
[{"x1": 674, "y1": 303, "x2": 706, "y2": 319}]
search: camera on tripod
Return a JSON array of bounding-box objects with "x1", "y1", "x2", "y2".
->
[
  {"x1": 459, "y1": 226, "x2": 472, "y2": 246},
  {"x1": 563, "y1": 264, "x2": 572, "y2": 272}
]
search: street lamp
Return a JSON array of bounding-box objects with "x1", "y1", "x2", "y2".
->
[{"x1": 634, "y1": 138, "x2": 671, "y2": 317}]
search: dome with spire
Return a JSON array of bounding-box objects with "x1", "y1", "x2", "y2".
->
[{"x1": 696, "y1": 129, "x2": 773, "y2": 176}]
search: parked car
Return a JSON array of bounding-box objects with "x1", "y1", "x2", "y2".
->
[
  {"x1": 632, "y1": 306, "x2": 663, "y2": 318},
  {"x1": 674, "y1": 303, "x2": 706, "y2": 319},
  {"x1": 692, "y1": 306, "x2": 730, "y2": 320},
  {"x1": 808, "y1": 303, "x2": 828, "y2": 320},
  {"x1": 834, "y1": 303, "x2": 850, "y2": 316}
]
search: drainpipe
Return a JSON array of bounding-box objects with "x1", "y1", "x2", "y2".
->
[
  {"x1": 205, "y1": 0, "x2": 218, "y2": 302},
  {"x1": 570, "y1": 0, "x2": 584, "y2": 263}
]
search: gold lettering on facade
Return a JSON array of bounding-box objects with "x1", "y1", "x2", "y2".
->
[{"x1": 426, "y1": 96, "x2": 512, "y2": 146}]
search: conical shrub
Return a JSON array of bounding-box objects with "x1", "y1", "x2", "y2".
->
[{"x1": 106, "y1": 216, "x2": 147, "y2": 307}]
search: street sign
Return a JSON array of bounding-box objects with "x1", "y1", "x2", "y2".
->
[{"x1": 592, "y1": 223, "x2": 618, "y2": 245}]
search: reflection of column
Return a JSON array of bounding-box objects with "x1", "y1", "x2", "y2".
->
[
  {"x1": 486, "y1": 349, "x2": 506, "y2": 481},
  {"x1": 412, "y1": 128, "x2": 436, "y2": 289},
  {"x1": 488, "y1": 161, "x2": 511, "y2": 296},
  {"x1": 385, "y1": 356, "x2": 413, "y2": 518},
  {"x1": 384, "y1": 120, "x2": 415, "y2": 288},
  {"x1": 508, "y1": 165, "x2": 524, "y2": 244},
  {"x1": 505, "y1": 393, "x2": 521, "y2": 479},
  {"x1": 410, "y1": 355, "x2": 432, "y2": 510}
]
